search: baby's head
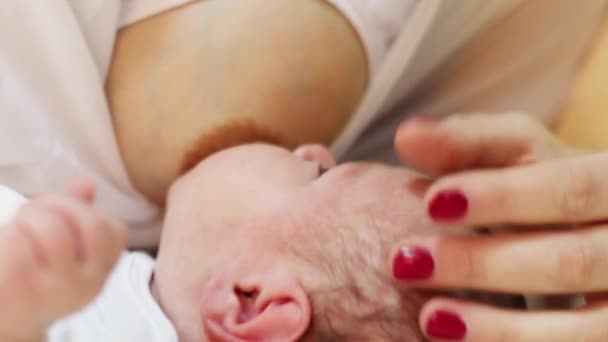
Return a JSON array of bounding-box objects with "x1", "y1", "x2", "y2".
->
[{"x1": 153, "y1": 144, "x2": 436, "y2": 341}]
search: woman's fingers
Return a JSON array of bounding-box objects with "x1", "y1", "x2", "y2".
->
[
  {"x1": 395, "y1": 113, "x2": 571, "y2": 176},
  {"x1": 419, "y1": 297, "x2": 608, "y2": 342},
  {"x1": 425, "y1": 153, "x2": 608, "y2": 225},
  {"x1": 392, "y1": 225, "x2": 608, "y2": 294}
]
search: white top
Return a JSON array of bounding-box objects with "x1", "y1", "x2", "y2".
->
[
  {"x1": 48, "y1": 252, "x2": 177, "y2": 342},
  {"x1": 0, "y1": 0, "x2": 193, "y2": 247},
  {"x1": 0, "y1": 0, "x2": 605, "y2": 246},
  {"x1": 0, "y1": 184, "x2": 27, "y2": 224},
  {"x1": 336, "y1": 0, "x2": 607, "y2": 163}
]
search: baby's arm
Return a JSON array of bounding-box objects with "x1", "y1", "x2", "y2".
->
[{"x1": 0, "y1": 181, "x2": 127, "y2": 342}]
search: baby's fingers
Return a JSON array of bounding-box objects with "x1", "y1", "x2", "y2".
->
[
  {"x1": 65, "y1": 178, "x2": 96, "y2": 204},
  {"x1": 420, "y1": 297, "x2": 608, "y2": 342},
  {"x1": 34, "y1": 195, "x2": 127, "y2": 274}
]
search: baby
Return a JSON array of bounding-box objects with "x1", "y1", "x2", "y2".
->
[{"x1": 0, "y1": 144, "x2": 435, "y2": 341}]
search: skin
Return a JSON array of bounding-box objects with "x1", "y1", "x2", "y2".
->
[
  {"x1": 106, "y1": 0, "x2": 368, "y2": 204},
  {"x1": 0, "y1": 1, "x2": 366, "y2": 340},
  {"x1": 0, "y1": 181, "x2": 126, "y2": 342},
  {"x1": 0, "y1": 144, "x2": 431, "y2": 341},
  {"x1": 153, "y1": 143, "x2": 435, "y2": 341},
  {"x1": 394, "y1": 112, "x2": 608, "y2": 341},
  {"x1": 556, "y1": 17, "x2": 608, "y2": 150},
  {"x1": 389, "y1": 14, "x2": 608, "y2": 342},
  {"x1": 109, "y1": 3, "x2": 608, "y2": 341},
  {"x1": 3, "y1": 0, "x2": 605, "y2": 340}
]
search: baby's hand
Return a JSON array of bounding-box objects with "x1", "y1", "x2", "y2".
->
[{"x1": 0, "y1": 180, "x2": 127, "y2": 342}]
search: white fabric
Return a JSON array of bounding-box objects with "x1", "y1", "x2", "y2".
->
[
  {"x1": 0, "y1": 185, "x2": 26, "y2": 225},
  {"x1": 330, "y1": 0, "x2": 440, "y2": 157},
  {"x1": 0, "y1": 0, "x2": 193, "y2": 247},
  {"x1": 336, "y1": 0, "x2": 607, "y2": 163},
  {"x1": 333, "y1": 0, "x2": 534, "y2": 158},
  {"x1": 48, "y1": 252, "x2": 177, "y2": 342},
  {"x1": 327, "y1": 0, "x2": 419, "y2": 77}
]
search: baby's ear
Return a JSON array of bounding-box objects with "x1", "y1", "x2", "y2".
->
[{"x1": 201, "y1": 269, "x2": 311, "y2": 342}]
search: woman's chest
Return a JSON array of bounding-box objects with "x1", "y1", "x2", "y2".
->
[{"x1": 556, "y1": 15, "x2": 608, "y2": 149}]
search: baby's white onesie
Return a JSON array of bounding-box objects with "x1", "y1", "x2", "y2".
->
[{"x1": 47, "y1": 252, "x2": 178, "y2": 342}]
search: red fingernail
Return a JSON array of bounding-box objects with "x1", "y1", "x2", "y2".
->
[
  {"x1": 392, "y1": 246, "x2": 435, "y2": 280},
  {"x1": 429, "y1": 190, "x2": 468, "y2": 221},
  {"x1": 426, "y1": 310, "x2": 467, "y2": 340}
]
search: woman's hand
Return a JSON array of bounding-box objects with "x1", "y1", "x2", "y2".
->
[{"x1": 392, "y1": 113, "x2": 608, "y2": 342}]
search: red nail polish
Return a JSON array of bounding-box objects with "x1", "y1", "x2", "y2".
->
[
  {"x1": 429, "y1": 190, "x2": 468, "y2": 221},
  {"x1": 426, "y1": 310, "x2": 467, "y2": 340},
  {"x1": 393, "y1": 246, "x2": 435, "y2": 280}
]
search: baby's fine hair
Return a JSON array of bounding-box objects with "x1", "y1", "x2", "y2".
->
[{"x1": 286, "y1": 203, "x2": 427, "y2": 341}]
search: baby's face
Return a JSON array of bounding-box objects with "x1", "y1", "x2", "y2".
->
[{"x1": 154, "y1": 144, "x2": 435, "y2": 341}]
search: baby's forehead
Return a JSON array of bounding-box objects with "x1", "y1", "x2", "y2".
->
[{"x1": 172, "y1": 156, "x2": 435, "y2": 236}]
